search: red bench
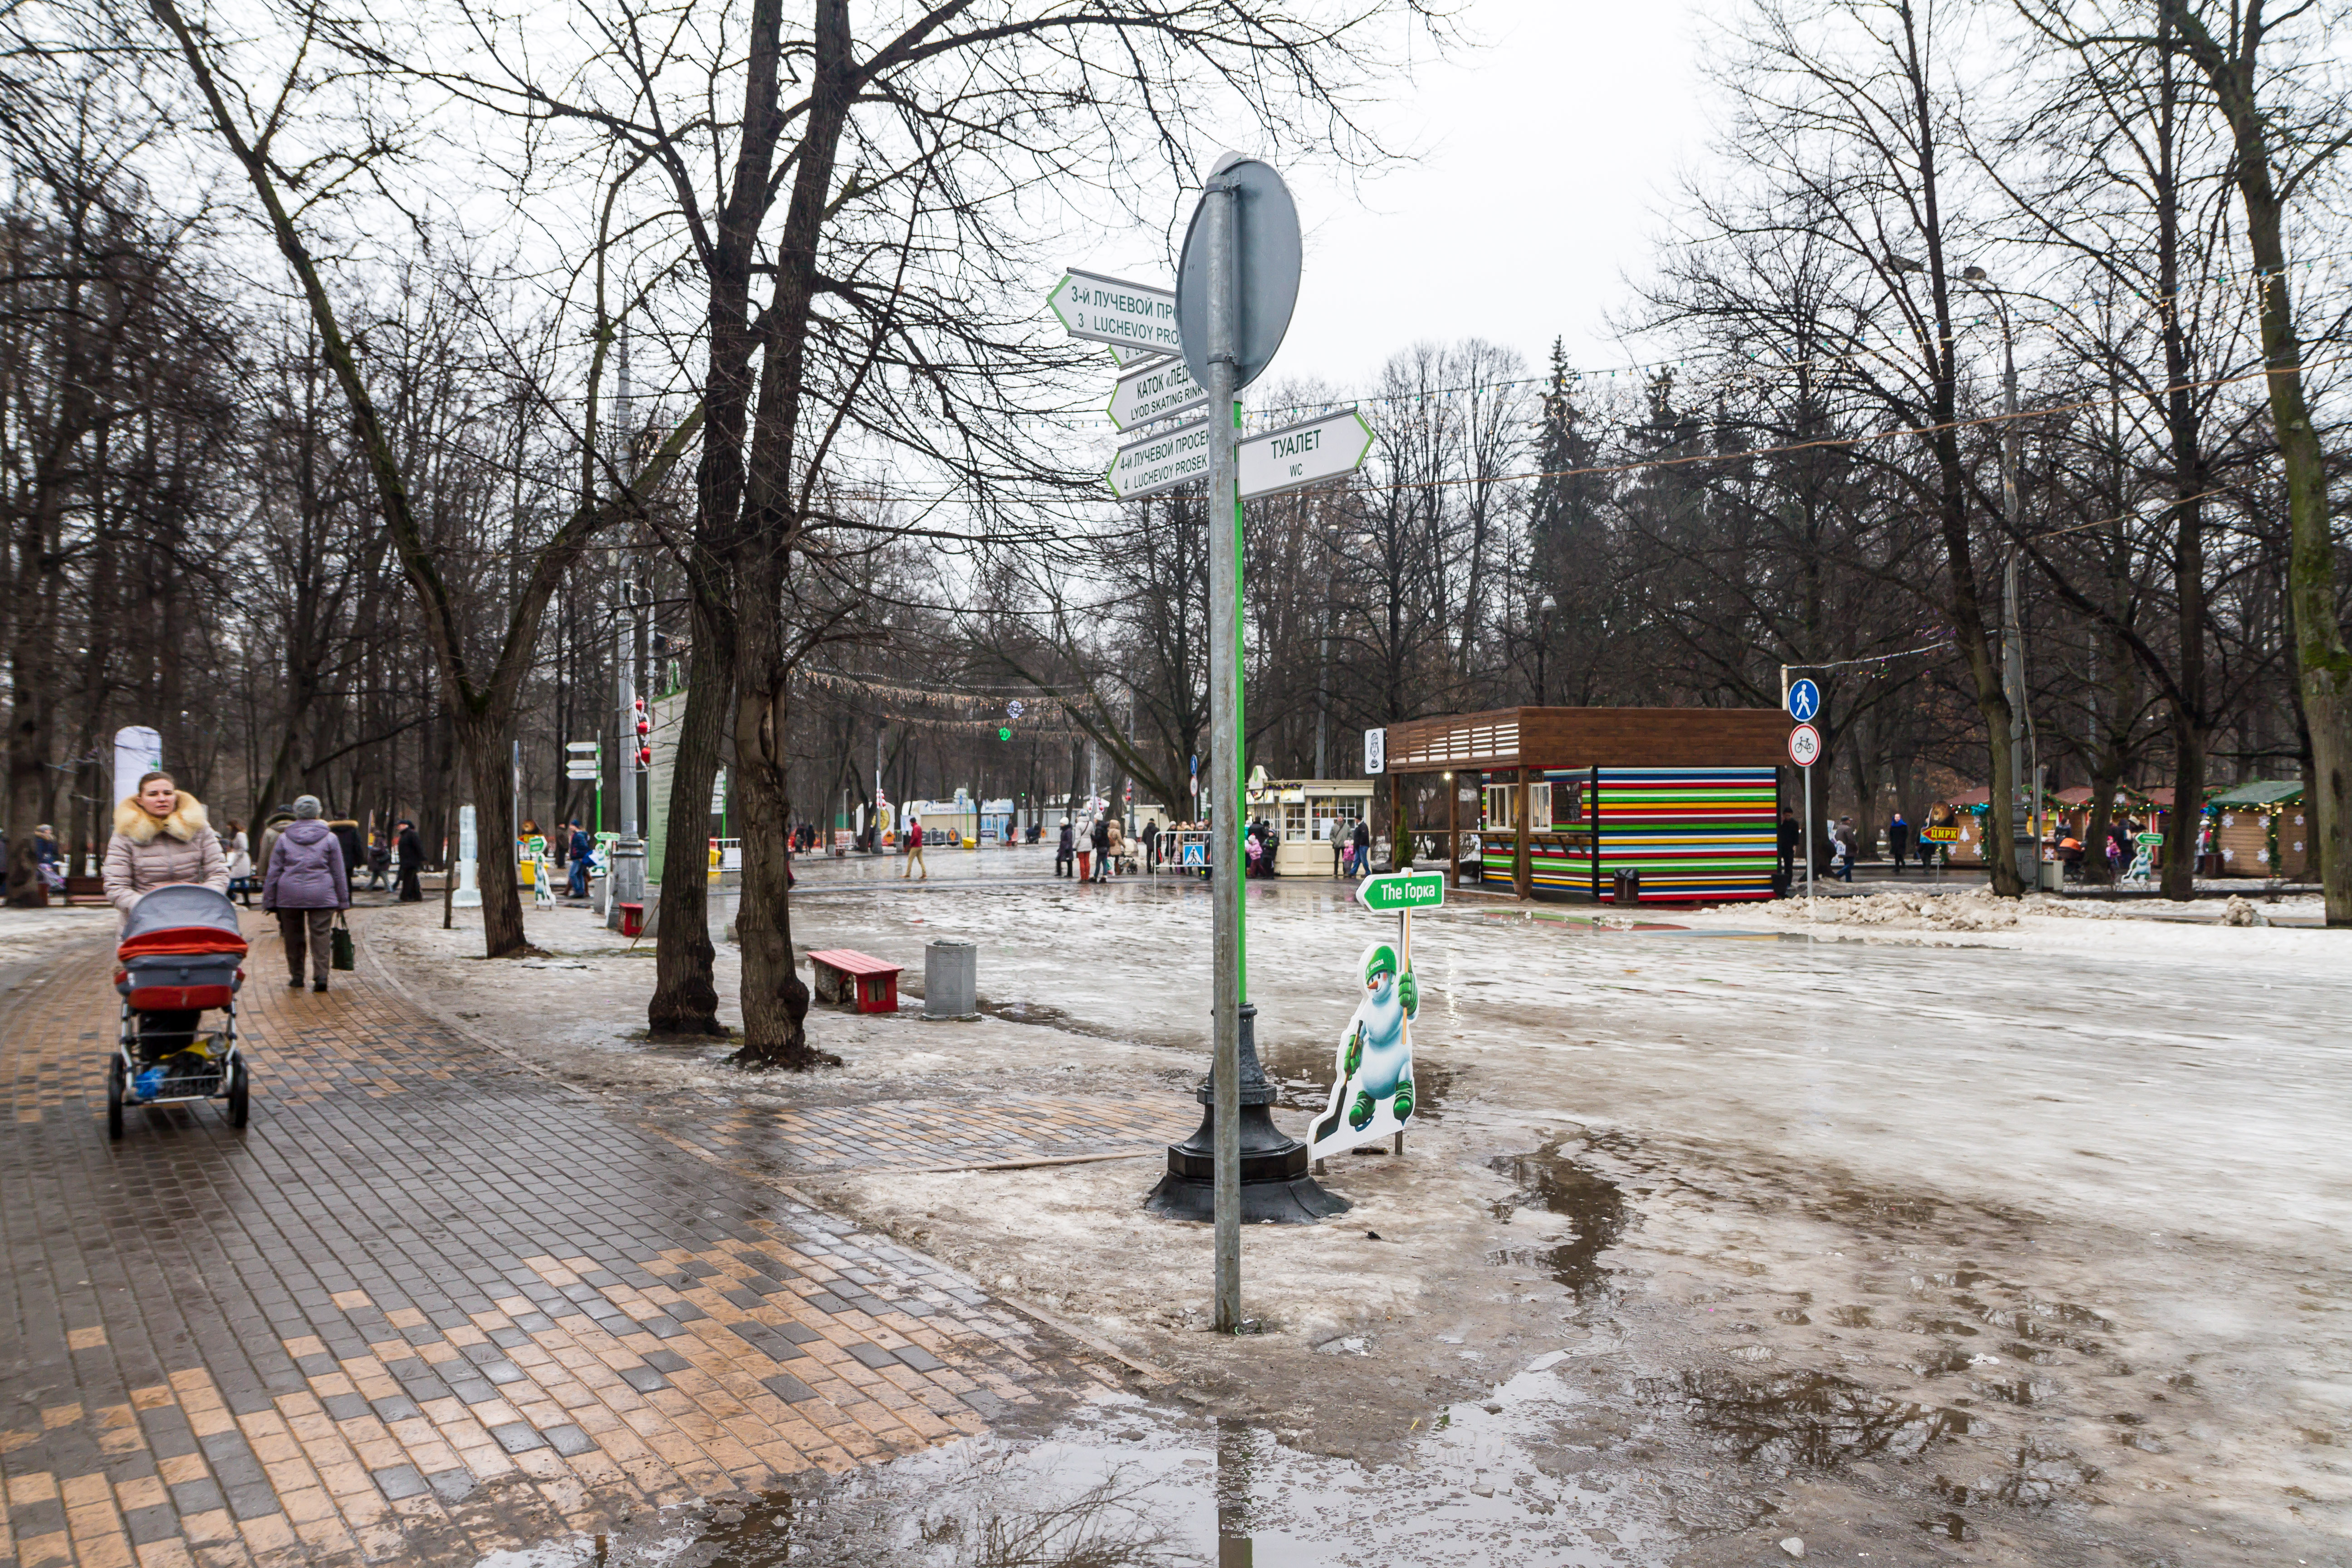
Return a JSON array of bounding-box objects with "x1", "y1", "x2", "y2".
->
[{"x1": 806, "y1": 949, "x2": 902, "y2": 1014}]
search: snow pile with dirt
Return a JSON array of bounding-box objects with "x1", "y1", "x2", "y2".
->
[{"x1": 1786, "y1": 887, "x2": 2023, "y2": 930}]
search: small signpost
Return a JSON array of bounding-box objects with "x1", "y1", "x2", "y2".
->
[
  {"x1": 1307, "y1": 870, "x2": 1443, "y2": 1167},
  {"x1": 1052, "y1": 154, "x2": 1369, "y2": 1334},
  {"x1": 1785, "y1": 682, "x2": 1825, "y2": 904},
  {"x1": 1108, "y1": 354, "x2": 1206, "y2": 431}
]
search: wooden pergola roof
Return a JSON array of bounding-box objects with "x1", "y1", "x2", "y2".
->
[{"x1": 1382, "y1": 706, "x2": 1789, "y2": 774}]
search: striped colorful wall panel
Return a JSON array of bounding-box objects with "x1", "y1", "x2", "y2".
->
[{"x1": 1478, "y1": 766, "x2": 1779, "y2": 902}]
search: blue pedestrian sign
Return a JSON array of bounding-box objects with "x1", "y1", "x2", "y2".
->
[{"x1": 1787, "y1": 678, "x2": 1822, "y2": 724}]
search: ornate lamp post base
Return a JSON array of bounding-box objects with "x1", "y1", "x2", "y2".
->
[{"x1": 1144, "y1": 1004, "x2": 1349, "y2": 1224}]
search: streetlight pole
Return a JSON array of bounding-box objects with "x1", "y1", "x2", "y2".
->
[
  {"x1": 1535, "y1": 593, "x2": 1557, "y2": 706},
  {"x1": 1964, "y1": 268, "x2": 2036, "y2": 890}
]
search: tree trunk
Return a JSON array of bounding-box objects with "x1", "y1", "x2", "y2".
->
[
  {"x1": 650, "y1": 609, "x2": 734, "y2": 1035},
  {"x1": 727, "y1": 552, "x2": 818, "y2": 1068},
  {"x1": 2165, "y1": 1, "x2": 2349, "y2": 921},
  {"x1": 452, "y1": 709, "x2": 529, "y2": 957}
]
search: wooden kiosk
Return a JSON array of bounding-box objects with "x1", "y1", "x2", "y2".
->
[{"x1": 1380, "y1": 706, "x2": 1788, "y2": 903}]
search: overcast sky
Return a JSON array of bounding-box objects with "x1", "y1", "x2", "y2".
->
[{"x1": 1272, "y1": 1, "x2": 1714, "y2": 390}]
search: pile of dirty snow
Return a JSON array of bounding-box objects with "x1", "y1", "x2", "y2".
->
[{"x1": 1789, "y1": 887, "x2": 2021, "y2": 930}]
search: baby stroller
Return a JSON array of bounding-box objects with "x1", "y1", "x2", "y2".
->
[{"x1": 109, "y1": 885, "x2": 250, "y2": 1140}]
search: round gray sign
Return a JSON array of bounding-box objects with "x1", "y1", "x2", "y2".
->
[{"x1": 1176, "y1": 156, "x2": 1301, "y2": 393}]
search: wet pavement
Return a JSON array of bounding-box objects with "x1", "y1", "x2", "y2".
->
[
  {"x1": 0, "y1": 918, "x2": 1133, "y2": 1568},
  {"x1": 9, "y1": 852, "x2": 2346, "y2": 1566}
]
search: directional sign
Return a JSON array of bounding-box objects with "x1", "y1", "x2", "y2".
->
[
  {"x1": 1787, "y1": 678, "x2": 1821, "y2": 723},
  {"x1": 566, "y1": 764, "x2": 599, "y2": 781},
  {"x1": 1788, "y1": 722, "x2": 1822, "y2": 768},
  {"x1": 1356, "y1": 869, "x2": 1445, "y2": 914},
  {"x1": 1106, "y1": 416, "x2": 1212, "y2": 500},
  {"x1": 1047, "y1": 270, "x2": 1181, "y2": 359},
  {"x1": 710, "y1": 768, "x2": 727, "y2": 813},
  {"x1": 1107, "y1": 354, "x2": 1206, "y2": 431},
  {"x1": 1105, "y1": 341, "x2": 1156, "y2": 368},
  {"x1": 1238, "y1": 407, "x2": 1373, "y2": 501},
  {"x1": 566, "y1": 740, "x2": 599, "y2": 754}
]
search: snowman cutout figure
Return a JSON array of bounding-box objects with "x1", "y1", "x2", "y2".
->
[{"x1": 1309, "y1": 941, "x2": 1418, "y2": 1158}]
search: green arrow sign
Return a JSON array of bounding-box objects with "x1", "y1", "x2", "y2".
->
[
  {"x1": 1046, "y1": 269, "x2": 1181, "y2": 358},
  {"x1": 1239, "y1": 406, "x2": 1374, "y2": 500},
  {"x1": 1356, "y1": 869, "x2": 1445, "y2": 914}
]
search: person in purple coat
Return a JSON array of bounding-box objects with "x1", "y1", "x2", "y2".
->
[{"x1": 263, "y1": 795, "x2": 350, "y2": 992}]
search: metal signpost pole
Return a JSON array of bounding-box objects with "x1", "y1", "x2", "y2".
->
[
  {"x1": 610, "y1": 617, "x2": 645, "y2": 930},
  {"x1": 1203, "y1": 169, "x2": 1244, "y2": 1333}
]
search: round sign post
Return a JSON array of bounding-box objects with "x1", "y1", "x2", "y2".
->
[{"x1": 1788, "y1": 721, "x2": 1822, "y2": 905}]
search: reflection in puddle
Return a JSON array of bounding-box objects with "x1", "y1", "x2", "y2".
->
[
  {"x1": 498, "y1": 1387, "x2": 1660, "y2": 1567},
  {"x1": 1485, "y1": 1141, "x2": 1628, "y2": 1298},
  {"x1": 1640, "y1": 1369, "x2": 1971, "y2": 1469}
]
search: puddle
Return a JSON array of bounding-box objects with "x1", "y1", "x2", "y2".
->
[
  {"x1": 1638, "y1": 1369, "x2": 1972, "y2": 1469},
  {"x1": 482, "y1": 1392, "x2": 1666, "y2": 1567},
  {"x1": 1485, "y1": 1140, "x2": 1628, "y2": 1298}
]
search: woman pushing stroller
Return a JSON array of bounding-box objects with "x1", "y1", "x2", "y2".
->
[{"x1": 103, "y1": 770, "x2": 232, "y2": 1078}]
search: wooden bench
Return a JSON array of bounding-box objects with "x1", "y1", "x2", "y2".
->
[
  {"x1": 805, "y1": 949, "x2": 903, "y2": 1014},
  {"x1": 63, "y1": 875, "x2": 110, "y2": 906}
]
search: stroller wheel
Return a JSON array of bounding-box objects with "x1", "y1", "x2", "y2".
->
[
  {"x1": 227, "y1": 1056, "x2": 250, "y2": 1130},
  {"x1": 108, "y1": 1056, "x2": 125, "y2": 1141}
]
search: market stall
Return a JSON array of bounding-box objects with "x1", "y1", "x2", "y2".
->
[
  {"x1": 1377, "y1": 706, "x2": 1786, "y2": 903},
  {"x1": 2207, "y1": 781, "x2": 2311, "y2": 879},
  {"x1": 1241, "y1": 776, "x2": 1374, "y2": 876}
]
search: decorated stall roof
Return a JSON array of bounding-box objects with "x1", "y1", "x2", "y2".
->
[{"x1": 2207, "y1": 780, "x2": 2304, "y2": 807}]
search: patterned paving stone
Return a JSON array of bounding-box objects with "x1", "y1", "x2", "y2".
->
[{"x1": 0, "y1": 923, "x2": 1128, "y2": 1566}]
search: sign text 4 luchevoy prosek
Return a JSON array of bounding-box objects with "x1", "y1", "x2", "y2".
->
[{"x1": 1106, "y1": 417, "x2": 1213, "y2": 500}]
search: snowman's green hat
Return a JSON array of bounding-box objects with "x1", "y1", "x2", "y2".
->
[{"x1": 1364, "y1": 943, "x2": 1399, "y2": 980}]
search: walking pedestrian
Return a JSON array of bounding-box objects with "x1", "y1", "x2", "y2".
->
[
  {"x1": 1105, "y1": 815, "x2": 1126, "y2": 880},
  {"x1": 902, "y1": 815, "x2": 927, "y2": 880},
  {"x1": 263, "y1": 795, "x2": 350, "y2": 992},
  {"x1": 104, "y1": 772, "x2": 229, "y2": 926},
  {"x1": 1889, "y1": 812, "x2": 1911, "y2": 872},
  {"x1": 256, "y1": 804, "x2": 296, "y2": 877},
  {"x1": 1835, "y1": 816, "x2": 1857, "y2": 882},
  {"x1": 1777, "y1": 812, "x2": 1801, "y2": 884},
  {"x1": 566, "y1": 820, "x2": 593, "y2": 898},
  {"x1": 395, "y1": 819, "x2": 425, "y2": 902},
  {"x1": 33, "y1": 822, "x2": 65, "y2": 894},
  {"x1": 328, "y1": 815, "x2": 365, "y2": 892},
  {"x1": 224, "y1": 822, "x2": 255, "y2": 906},
  {"x1": 1056, "y1": 818, "x2": 1075, "y2": 878},
  {"x1": 364, "y1": 833, "x2": 392, "y2": 891},
  {"x1": 1142, "y1": 818, "x2": 1160, "y2": 872},
  {"x1": 1089, "y1": 814, "x2": 1111, "y2": 882},
  {"x1": 1350, "y1": 817, "x2": 1371, "y2": 879},
  {"x1": 103, "y1": 770, "x2": 230, "y2": 1055}
]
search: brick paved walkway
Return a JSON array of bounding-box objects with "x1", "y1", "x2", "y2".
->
[
  {"x1": 0, "y1": 923, "x2": 1127, "y2": 1568},
  {"x1": 678, "y1": 1097, "x2": 1196, "y2": 1175}
]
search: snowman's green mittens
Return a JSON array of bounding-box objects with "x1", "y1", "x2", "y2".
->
[
  {"x1": 1343, "y1": 1025, "x2": 1363, "y2": 1077},
  {"x1": 1397, "y1": 969, "x2": 1419, "y2": 1018}
]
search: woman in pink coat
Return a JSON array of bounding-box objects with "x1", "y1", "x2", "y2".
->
[{"x1": 102, "y1": 770, "x2": 229, "y2": 929}]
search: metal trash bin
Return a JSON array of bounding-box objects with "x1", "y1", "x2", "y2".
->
[{"x1": 923, "y1": 939, "x2": 978, "y2": 1020}]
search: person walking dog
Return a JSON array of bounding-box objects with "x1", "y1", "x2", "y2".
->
[{"x1": 264, "y1": 795, "x2": 350, "y2": 991}]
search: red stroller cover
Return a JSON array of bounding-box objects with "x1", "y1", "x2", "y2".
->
[{"x1": 117, "y1": 885, "x2": 250, "y2": 961}]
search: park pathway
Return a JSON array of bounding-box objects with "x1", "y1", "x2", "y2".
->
[{"x1": 0, "y1": 920, "x2": 1133, "y2": 1568}]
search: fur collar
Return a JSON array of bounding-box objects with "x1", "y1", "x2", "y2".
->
[{"x1": 114, "y1": 792, "x2": 209, "y2": 844}]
